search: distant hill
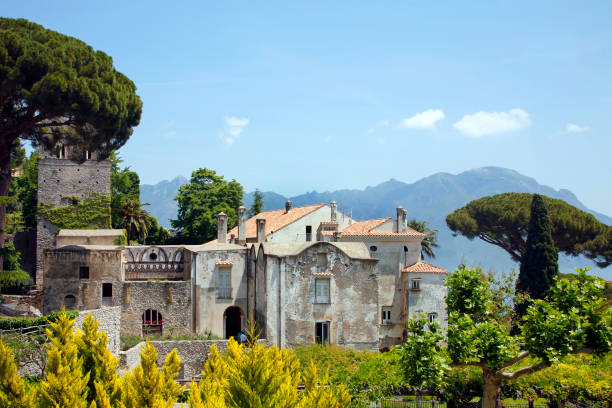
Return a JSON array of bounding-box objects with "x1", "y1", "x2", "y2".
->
[
  {"x1": 142, "y1": 167, "x2": 611, "y2": 279},
  {"x1": 140, "y1": 176, "x2": 187, "y2": 228}
]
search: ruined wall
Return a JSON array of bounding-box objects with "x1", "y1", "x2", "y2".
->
[
  {"x1": 193, "y1": 245, "x2": 248, "y2": 338},
  {"x1": 279, "y1": 242, "x2": 379, "y2": 350},
  {"x1": 43, "y1": 248, "x2": 123, "y2": 313},
  {"x1": 36, "y1": 156, "x2": 111, "y2": 288},
  {"x1": 75, "y1": 306, "x2": 121, "y2": 357},
  {"x1": 254, "y1": 246, "x2": 267, "y2": 339},
  {"x1": 120, "y1": 281, "x2": 192, "y2": 336}
]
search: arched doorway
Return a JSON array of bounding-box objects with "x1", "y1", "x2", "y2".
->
[{"x1": 224, "y1": 306, "x2": 243, "y2": 339}]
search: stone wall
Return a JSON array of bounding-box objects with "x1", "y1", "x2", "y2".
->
[
  {"x1": 121, "y1": 281, "x2": 192, "y2": 336},
  {"x1": 75, "y1": 306, "x2": 121, "y2": 357},
  {"x1": 36, "y1": 155, "x2": 111, "y2": 288}
]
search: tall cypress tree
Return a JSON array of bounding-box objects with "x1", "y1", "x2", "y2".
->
[{"x1": 516, "y1": 194, "x2": 559, "y2": 315}]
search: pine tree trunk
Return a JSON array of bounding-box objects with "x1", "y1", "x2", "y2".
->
[
  {"x1": 0, "y1": 144, "x2": 11, "y2": 269},
  {"x1": 481, "y1": 369, "x2": 502, "y2": 408}
]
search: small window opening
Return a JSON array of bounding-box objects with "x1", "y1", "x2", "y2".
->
[
  {"x1": 102, "y1": 283, "x2": 112, "y2": 306},
  {"x1": 317, "y1": 253, "x2": 327, "y2": 268},
  {"x1": 403, "y1": 246, "x2": 408, "y2": 252},
  {"x1": 382, "y1": 307, "x2": 392, "y2": 324},
  {"x1": 305, "y1": 225, "x2": 312, "y2": 241},
  {"x1": 218, "y1": 268, "x2": 231, "y2": 299},
  {"x1": 315, "y1": 278, "x2": 330, "y2": 303},
  {"x1": 315, "y1": 322, "x2": 330, "y2": 345},
  {"x1": 57, "y1": 145, "x2": 66, "y2": 159},
  {"x1": 149, "y1": 252, "x2": 158, "y2": 261},
  {"x1": 411, "y1": 279, "x2": 421, "y2": 290},
  {"x1": 85, "y1": 150, "x2": 92, "y2": 160},
  {"x1": 428, "y1": 312, "x2": 438, "y2": 323},
  {"x1": 79, "y1": 266, "x2": 89, "y2": 279},
  {"x1": 369, "y1": 245, "x2": 377, "y2": 252},
  {"x1": 142, "y1": 309, "x2": 163, "y2": 335},
  {"x1": 64, "y1": 295, "x2": 76, "y2": 308}
]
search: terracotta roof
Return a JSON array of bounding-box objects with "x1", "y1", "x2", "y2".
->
[
  {"x1": 341, "y1": 218, "x2": 424, "y2": 237},
  {"x1": 210, "y1": 204, "x2": 326, "y2": 243},
  {"x1": 402, "y1": 261, "x2": 447, "y2": 274}
]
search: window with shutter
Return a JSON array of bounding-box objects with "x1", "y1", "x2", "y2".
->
[{"x1": 315, "y1": 278, "x2": 330, "y2": 303}]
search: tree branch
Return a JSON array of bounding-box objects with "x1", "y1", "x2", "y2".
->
[
  {"x1": 497, "y1": 361, "x2": 550, "y2": 380},
  {"x1": 497, "y1": 351, "x2": 530, "y2": 370},
  {"x1": 451, "y1": 360, "x2": 485, "y2": 368}
]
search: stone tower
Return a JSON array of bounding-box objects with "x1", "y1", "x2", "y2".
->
[{"x1": 36, "y1": 143, "x2": 111, "y2": 288}]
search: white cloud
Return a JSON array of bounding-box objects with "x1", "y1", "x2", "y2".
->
[
  {"x1": 399, "y1": 109, "x2": 445, "y2": 129},
  {"x1": 565, "y1": 123, "x2": 589, "y2": 133},
  {"x1": 222, "y1": 116, "x2": 249, "y2": 145},
  {"x1": 454, "y1": 108, "x2": 531, "y2": 137}
]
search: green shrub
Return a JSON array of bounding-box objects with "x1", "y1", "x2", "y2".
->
[
  {"x1": 0, "y1": 268, "x2": 34, "y2": 294},
  {"x1": 120, "y1": 330, "x2": 220, "y2": 351},
  {"x1": 0, "y1": 310, "x2": 79, "y2": 330}
]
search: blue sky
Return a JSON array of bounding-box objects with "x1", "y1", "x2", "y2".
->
[{"x1": 4, "y1": 1, "x2": 612, "y2": 216}]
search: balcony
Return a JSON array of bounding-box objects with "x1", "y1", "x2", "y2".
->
[{"x1": 124, "y1": 261, "x2": 185, "y2": 281}]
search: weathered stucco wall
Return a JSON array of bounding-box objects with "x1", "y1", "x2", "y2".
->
[
  {"x1": 75, "y1": 306, "x2": 121, "y2": 356},
  {"x1": 407, "y1": 272, "x2": 448, "y2": 331},
  {"x1": 193, "y1": 245, "x2": 248, "y2": 338},
  {"x1": 43, "y1": 248, "x2": 123, "y2": 313},
  {"x1": 121, "y1": 281, "x2": 192, "y2": 336},
  {"x1": 36, "y1": 156, "x2": 111, "y2": 288},
  {"x1": 267, "y1": 206, "x2": 355, "y2": 243}
]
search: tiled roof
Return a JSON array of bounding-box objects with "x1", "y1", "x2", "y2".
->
[
  {"x1": 402, "y1": 261, "x2": 448, "y2": 274},
  {"x1": 210, "y1": 204, "x2": 326, "y2": 243},
  {"x1": 341, "y1": 218, "x2": 424, "y2": 237}
]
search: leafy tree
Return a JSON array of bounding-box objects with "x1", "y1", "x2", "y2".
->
[
  {"x1": 110, "y1": 152, "x2": 141, "y2": 229},
  {"x1": 248, "y1": 189, "x2": 264, "y2": 217},
  {"x1": 516, "y1": 194, "x2": 559, "y2": 318},
  {"x1": 408, "y1": 219, "x2": 439, "y2": 259},
  {"x1": 0, "y1": 17, "x2": 142, "y2": 266},
  {"x1": 122, "y1": 200, "x2": 152, "y2": 242},
  {"x1": 15, "y1": 151, "x2": 38, "y2": 231},
  {"x1": 120, "y1": 340, "x2": 184, "y2": 408},
  {"x1": 172, "y1": 168, "x2": 243, "y2": 244},
  {"x1": 445, "y1": 266, "x2": 611, "y2": 408},
  {"x1": 144, "y1": 215, "x2": 169, "y2": 245},
  {"x1": 398, "y1": 316, "x2": 448, "y2": 408},
  {"x1": 0, "y1": 339, "x2": 31, "y2": 407},
  {"x1": 446, "y1": 193, "x2": 611, "y2": 267}
]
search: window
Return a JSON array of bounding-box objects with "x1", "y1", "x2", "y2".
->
[
  {"x1": 64, "y1": 295, "x2": 76, "y2": 308},
  {"x1": 79, "y1": 266, "x2": 89, "y2": 279},
  {"x1": 85, "y1": 150, "x2": 92, "y2": 160},
  {"x1": 369, "y1": 245, "x2": 377, "y2": 252},
  {"x1": 315, "y1": 322, "x2": 329, "y2": 345},
  {"x1": 142, "y1": 309, "x2": 163, "y2": 335},
  {"x1": 382, "y1": 307, "x2": 392, "y2": 324},
  {"x1": 428, "y1": 312, "x2": 438, "y2": 323},
  {"x1": 57, "y1": 145, "x2": 66, "y2": 159},
  {"x1": 102, "y1": 283, "x2": 112, "y2": 306},
  {"x1": 218, "y1": 268, "x2": 231, "y2": 299},
  {"x1": 317, "y1": 253, "x2": 327, "y2": 268},
  {"x1": 411, "y1": 279, "x2": 421, "y2": 291},
  {"x1": 315, "y1": 278, "x2": 330, "y2": 303},
  {"x1": 149, "y1": 252, "x2": 158, "y2": 261},
  {"x1": 305, "y1": 225, "x2": 312, "y2": 241}
]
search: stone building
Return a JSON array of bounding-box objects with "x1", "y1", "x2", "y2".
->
[
  {"x1": 36, "y1": 143, "x2": 110, "y2": 288},
  {"x1": 43, "y1": 201, "x2": 447, "y2": 351}
]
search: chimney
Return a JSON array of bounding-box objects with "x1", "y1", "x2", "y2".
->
[
  {"x1": 330, "y1": 201, "x2": 337, "y2": 222},
  {"x1": 217, "y1": 212, "x2": 227, "y2": 244},
  {"x1": 397, "y1": 206, "x2": 407, "y2": 233},
  {"x1": 237, "y1": 206, "x2": 246, "y2": 243},
  {"x1": 256, "y1": 218, "x2": 266, "y2": 243},
  {"x1": 285, "y1": 200, "x2": 292, "y2": 213}
]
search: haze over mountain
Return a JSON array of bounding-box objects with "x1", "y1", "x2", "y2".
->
[{"x1": 141, "y1": 167, "x2": 611, "y2": 279}]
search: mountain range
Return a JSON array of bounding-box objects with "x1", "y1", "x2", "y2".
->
[{"x1": 141, "y1": 167, "x2": 611, "y2": 279}]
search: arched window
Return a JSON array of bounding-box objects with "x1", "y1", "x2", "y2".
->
[
  {"x1": 142, "y1": 309, "x2": 163, "y2": 336},
  {"x1": 64, "y1": 295, "x2": 76, "y2": 308}
]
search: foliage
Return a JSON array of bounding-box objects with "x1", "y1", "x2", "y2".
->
[
  {"x1": 38, "y1": 192, "x2": 111, "y2": 230},
  {"x1": 516, "y1": 194, "x2": 559, "y2": 315},
  {"x1": 408, "y1": 219, "x2": 439, "y2": 259},
  {"x1": 441, "y1": 366, "x2": 483, "y2": 408},
  {"x1": 121, "y1": 340, "x2": 184, "y2": 408},
  {"x1": 110, "y1": 151, "x2": 141, "y2": 229},
  {"x1": 143, "y1": 215, "x2": 169, "y2": 245},
  {"x1": 38, "y1": 309, "x2": 90, "y2": 408},
  {"x1": 120, "y1": 330, "x2": 219, "y2": 351},
  {"x1": 248, "y1": 189, "x2": 264, "y2": 217},
  {"x1": 445, "y1": 193, "x2": 611, "y2": 267},
  {"x1": 0, "y1": 268, "x2": 34, "y2": 294},
  {"x1": 172, "y1": 168, "x2": 243, "y2": 244},
  {"x1": 6, "y1": 150, "x2": 38, "y2": 233},
  {"x1": 505, "y1": 353, "x2": 612, "y2": 404},
  {"x1": 0, "y1": 310, "x2": 79, "y2": 330},
  {"x1": 445, "y1": 265, "x2": 611, "y2": 408},
  {"x1": 122, "y1": 200, "x2": 152, "y2": 242},
  {"x1": 0, "y1": 339, "x2": 31, "y2": 407},
  {"x1": 398, "y1": 316, "x2": 448, "y2": 399}
]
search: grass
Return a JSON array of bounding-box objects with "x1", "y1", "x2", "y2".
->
[{"x1": 120, "y1": 329, "x2": 220, "y2": 351}]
